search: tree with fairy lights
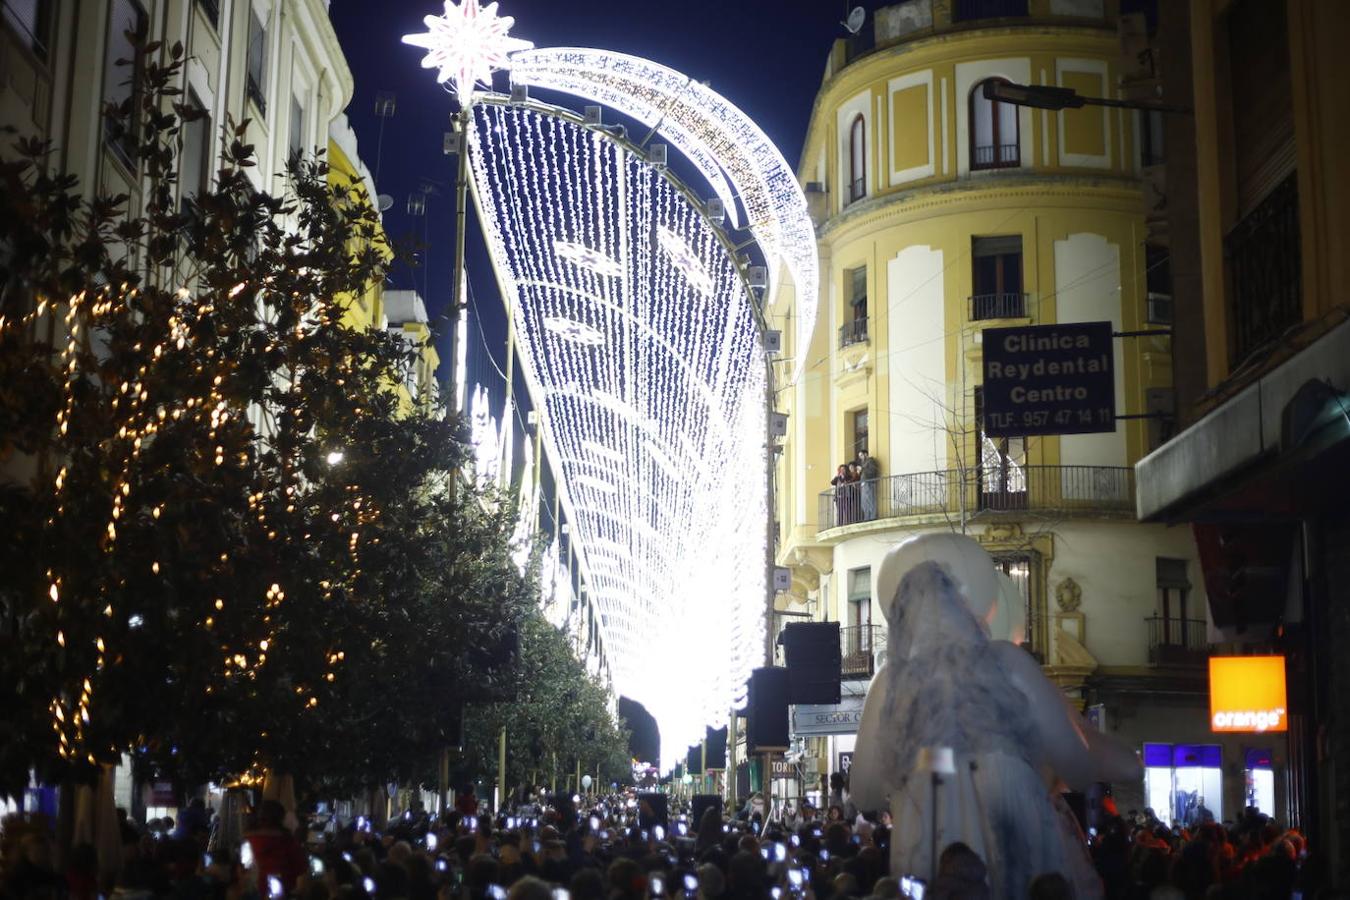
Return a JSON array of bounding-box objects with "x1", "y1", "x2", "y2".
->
[{"x1": 0, "y1": 40, "x2": 532, "y2": 799}]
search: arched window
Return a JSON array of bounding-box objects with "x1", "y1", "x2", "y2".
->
[
  {"x1": 970, "y1": 78, "x2": 1020, "y2": 169},
  {"x1": 848, "y1": 114, "x2": 866, "y2": 202}
]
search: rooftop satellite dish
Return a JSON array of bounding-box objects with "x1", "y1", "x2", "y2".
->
[
  {"x1": 377, "y1": 193, "x2": 394, "y2": 212},
  {"x1": 843, "y1": 6, "x2": 866, "y2": 34}
]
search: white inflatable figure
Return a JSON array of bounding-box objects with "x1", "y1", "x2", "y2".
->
[{"x1": 849, "y1": 533, "x2": 1139, "y2": 899}]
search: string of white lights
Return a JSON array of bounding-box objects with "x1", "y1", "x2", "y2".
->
[
  {"x1": 507, "y1": 48, "x2": 819, "y2": 383},
  {"x1": 468, "y1": 102, "x2": 766, "y2": 767}
]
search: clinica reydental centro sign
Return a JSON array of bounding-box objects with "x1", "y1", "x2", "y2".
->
[
  {"x1": 1209, "y1": 655, "x2": 1288, "y2": 733},
  {"x1": 981, "y1": 322, "x2": 1115, "y2": 437}
]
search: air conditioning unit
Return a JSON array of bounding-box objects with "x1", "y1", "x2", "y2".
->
[{"x1": 1146, "y1": 292, "x2": 1173, "y2": 325}]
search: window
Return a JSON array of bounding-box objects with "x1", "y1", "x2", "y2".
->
[
  {"x1": 974, "y1": 386, "x2": 1026, "y2": 509},
  {"x1": 289, "y1": 93, "x2": 305, "y2": 160},
  {"x1": 1139, "y1": 107, "x2": 1165, "y2": 167},
  {"x1": 1145, "y1": 243, "x2": 1172, "y2": 324},
  {"x1": 102, "y1": 0, "x2": 148, "y2": 166},
  {"x1": 971, "y1": 235, "x2": 1024, "y2": 319},
  {"x1": 844, "y1": 567, "x2": 873, "y2": 675},
  {"x1": 194, "y1": 0, "x2": 220, "y2": 29},
  {"x1": 1156, "y1": 558, "x2": 1191, "y2": 644},
  {"x1": 849, "y1": 408, "x2": 869, "y2": 459},
  {"x1": 246, "y1": 6, "x2": 268, "y2": 115},
  {"x1": 179, "y1": 90, "x2": 211, "y2": 201},
  {"x1": 840, "y1": 266, "x2": 868, "y2": 347},
  {"x1": 3, "y1": 0, "x2": 53, "y2": 60},
  {"x1": 848, "y1": 114, "x2": 866, "y2": 203},
  {"x1": 954, "y1": 0, "x2": 1028, "y2": 21},
  {"x1": 970, "y1": 78, "x2": 1020, "y2": 170},
  {"x1": 991, "y1": 553, "x2": 1033, "y2": 651}
]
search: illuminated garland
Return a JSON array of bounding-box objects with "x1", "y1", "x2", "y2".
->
[
  {"x1": 468, "y1": 103, "x2": 766, "y2": 767},
  {"x1": 507, "y1": 48, "x2": 819, "y2": 382}
]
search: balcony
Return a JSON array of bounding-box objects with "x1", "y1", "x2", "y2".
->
[
  {"x1": 841, "y1": 625, "x2": 886, "y2": 678},
  {"x1": 839, "y1": 317, "x2": 869, "y2": 348},
  {"x1": 817, "y1": 465, "x2": 1135, "y2": 534},
  {"x1": 1225, "y1": 173, "x2": 1301, "y2": 369},
  {"x1": 970, "y1": 292, "x2": 1028, "y2": 320},
  {"x1": 972, "y1": 143, "x2": 1020, "y2": 170},
  {"x1": 1146, "y1": 616, "x2": 1208, "y2": 666}
]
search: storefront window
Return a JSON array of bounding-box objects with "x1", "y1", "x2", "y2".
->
[
  {"x1": 1142, "y1": 743, "x2": 1223, "y2": 826},
  {"x1": 1244, "y1": 747, "x2": 1275, "y2": 816}
]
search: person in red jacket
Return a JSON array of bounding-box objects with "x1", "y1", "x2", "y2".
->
[{"x1": 244, "y1": 799, "x2": 305, "y2": 898}]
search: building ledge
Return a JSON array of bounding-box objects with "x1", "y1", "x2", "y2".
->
[{"x1": 1135, "y1": 315, "x2": 1350, "y2": 521}]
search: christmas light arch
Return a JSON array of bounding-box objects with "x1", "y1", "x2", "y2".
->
[{"x1": 467, "y1": 98, "x2": 768, "y2": 768}]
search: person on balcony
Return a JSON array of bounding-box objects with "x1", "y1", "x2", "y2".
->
[
  {"x1": 831, "y1": 464, "x2": 852, "y2": 526},
  {"x1": 857, "y1": 449, "x2": 880, "y2": 521}
]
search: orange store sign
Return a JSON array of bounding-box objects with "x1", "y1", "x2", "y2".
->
[{"x1": 1209, "y1": 656, "x2": 1287, "y2": 733}]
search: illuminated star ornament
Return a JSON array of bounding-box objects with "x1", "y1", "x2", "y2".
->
[{"x1": 401, "y1": 0, "x2": 533, "y2": 107}]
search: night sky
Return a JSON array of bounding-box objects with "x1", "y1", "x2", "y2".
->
[
  {"x1": 328, "y1": 0, "x2": 860, "y2": 764},
  {"x1": 328, "y1": 0, "x2": 852, "y2": 383}
]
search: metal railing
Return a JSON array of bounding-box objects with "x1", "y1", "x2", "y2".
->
[
  {"x1": 841, "y1": 625, "x2": 886, "y2": 678},
  {"x1": 1146, "y1": 616, "x2": 1208, "y2": 666},
  {"x1": 849, "y1": 176, "x2": 866, "y2": 203},
  {"x1": 954, "y1": 0, "x2": 1029, "y2": 22},
  {"x1": 817, "y1": 465, "x2": 1135, "y2": 533},
  {"x1": 1226, "y1": 173, "x2": 1301, "y2": 368},
  {"x1": 970, "y1": 292, "x2": 1028, "y2": 320},
  {"x1": 839, "y1": 317, "x2": 869, "y2": 348},
  {"x1": 972, "y1": 143, "x2": 1020, "y2": 169}
]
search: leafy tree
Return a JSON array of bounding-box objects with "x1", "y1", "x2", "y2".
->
[
  {"x1": 0, "y1": 41, "x2": 544, "y2": 798},
  {"x1": 455, "y1": 612, "x2": 631, "y2": 795}
]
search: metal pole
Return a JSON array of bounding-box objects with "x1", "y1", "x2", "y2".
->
[
  {"x1": 497, "y1": 726, "x2": 507, "y2": 813},
  {"x1": 449, "y1": 107, "x2": 471, "y2": 417}
]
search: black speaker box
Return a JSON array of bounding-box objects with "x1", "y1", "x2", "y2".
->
[
  {"x1": 637, "y1": 792, "x2": 668, "y2": 829},
  {"x1": 779, "y1": 621, "x2": 842, "y2": 704},
  {"x1": 686, "y1": 744, "x2": 703, "y2": 775},
  {"x1": 705, "y1": 726, "x2": 728, "y2": 770},
  {"x1": 689, "y1": 794, "x2": 722, "y2": 829},
  {"x1": 747, "y1": 666, "x2": 790, "y2": 751}
]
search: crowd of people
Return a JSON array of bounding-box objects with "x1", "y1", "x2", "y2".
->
[
  {"x1": 0, "y1": 783, "x2": 1335, "y2": 900},
  {"x1": 829, "y1": 451, "x2": 880, "y2": 527}
]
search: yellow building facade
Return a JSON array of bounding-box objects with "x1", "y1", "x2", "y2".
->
[{"x1": 771, "y1": 0, "x2": 1253, "y2": 821}]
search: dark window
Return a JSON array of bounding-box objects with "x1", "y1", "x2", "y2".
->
[
  {"x1": 1156, "y1": 558, "x2": 1191, "y2": 644},
  {"x1": 289, "y1": 93, "x2": 305, "y2": 160},
  {"x1": 970, "y1": 78, "x2": 1020, "y2": 170},
  {"x1": 103, "y1": 0, "x2": 148, "y2": 167},
  {"x1": 1139, "y1": 108, "x2": 1165, "y2": 167},
  {"x1": 974, "y1": 386, "x2": 1027, "y2": 509},
  {"x1": 840, "y1": 266, "x2": 868, "y2": 347},
  {"x1": 1145, "y1": 243, "x2": 1172, "y2": 325},
  {"x1": 179, "y1": 90, "x2": 211, "y2": 201},
  {"x1": 194, "y1": 0, "x2": 220, "y2": 29},
  {"x1": 971, "y1": 235, "x2": 1024, "y2": 319},
  {"x1": 2, "y1": 0, "x2": 53, "y2": 60},
  {"x1": 953, "y1": 0, "x2": 1028, "y2": 24},
  {"x1": 848, "y1": 114, "x2": 866, "y2": 203},
  {"x1": 850, "y1": 408, "x2": 869, "y2": 458},
  {"x1": 246, "y1": 6, "x2": 267, "y2": 115}
]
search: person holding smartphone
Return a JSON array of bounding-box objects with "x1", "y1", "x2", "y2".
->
[{"x1": 244, "y1": 800, "x2": 306, "y2": 899}]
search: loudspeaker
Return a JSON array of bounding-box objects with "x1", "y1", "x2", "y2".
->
[
  {"x1": 747, "y1": 666, "x2": 790, "y2": 752},
  {"x1": 779, "y1": 622, "x2": 842, "y2": 705},
  {"x1": 705, "y1": 726, "x2": 728, "y2": 770},
  {"x1": 686, "y1": 745, "x2": 703, "y2": 775},
  {"x1": 637, "y1": 792, "x2": 668, "y2": 829},
  {"x1": 690, "y1": 794, "x2": 722, "y2": 829}
]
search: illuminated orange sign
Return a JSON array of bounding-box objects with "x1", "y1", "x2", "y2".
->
[{"x1": 1209, "y1": 656, "x2": 1287, "y2": 733}]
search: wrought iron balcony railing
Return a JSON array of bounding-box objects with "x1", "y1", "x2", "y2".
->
[
  {"x1": 841, "y1": 625, "x2": 886, "y2": 678},
  {"x1": 972, "y1": 143, "x2": 1020, "y2": 169},
  {"x1": 818, "y1": 465, "x2": 1135, "y2": 533},
  {"x1": 1146, "y1": 616, "x2": 1208, "y2": 666},
  {"x1": 848, "y1": 176, "x2": 866, "y2": 203},
  {"x1": 839, "y1": 317, "x2": 869, "y2": 348},
  {"x1": 1226, "y1": 173, "x2": 1301, "y2": 368},
  {"x1": 970, "y1": 292, "x2": 1028, "y2": 320}
]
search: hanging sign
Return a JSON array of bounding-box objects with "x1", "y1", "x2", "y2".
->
[
  {"x1": 1209, "y1": 655, "x2": 1287, "y2": 733},
  {"x1": 982, "y1": 322, "x2": 1115, "y2": 436}
]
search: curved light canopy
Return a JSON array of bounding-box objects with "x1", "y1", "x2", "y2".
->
[
  {"x1": 468, "y1": 103, "x2": 766, "y2": 768},
  {"x1": 508, "y1": 48, "x2": 819, "y2": 382}
]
